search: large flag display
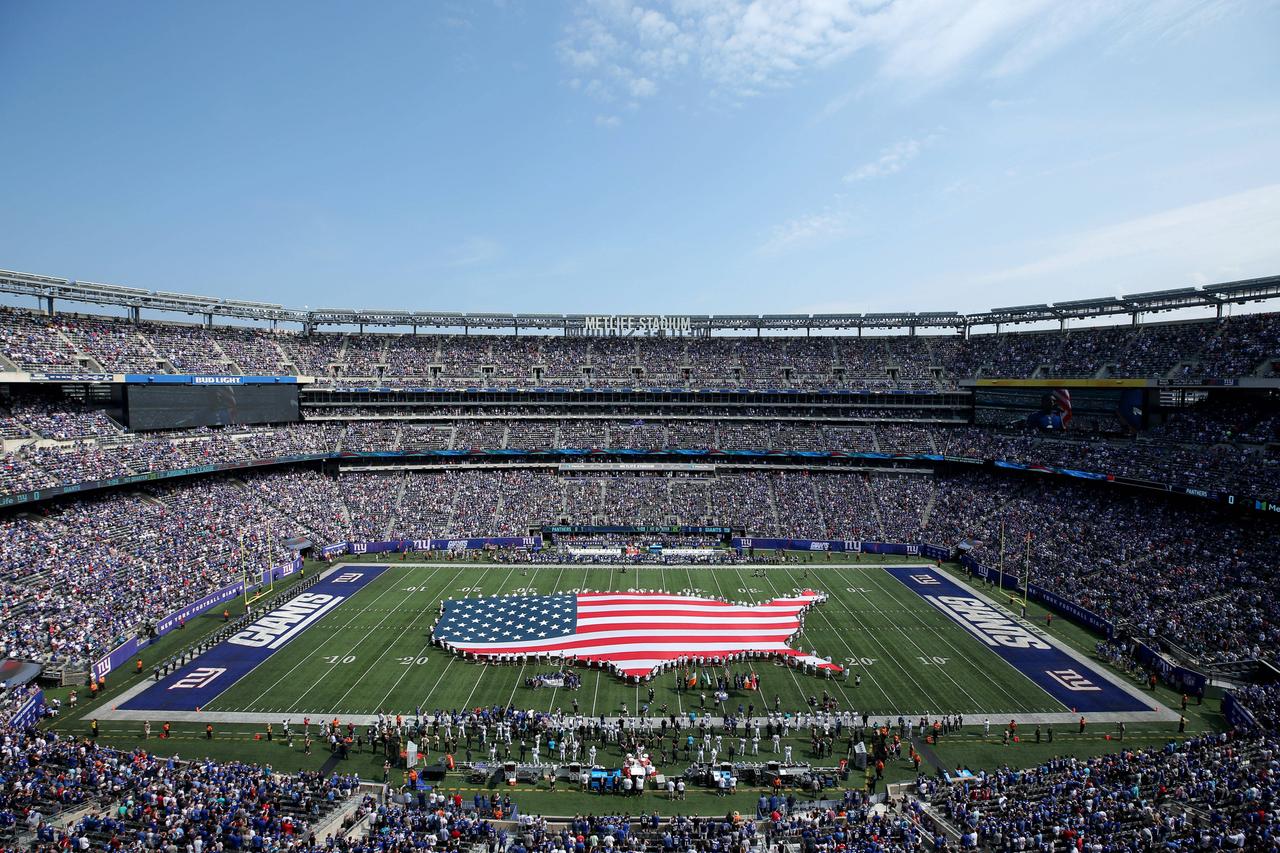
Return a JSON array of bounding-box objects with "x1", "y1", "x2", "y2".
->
[{"x1": 432, "y1": 590, "x2": 842, "y2": 679}]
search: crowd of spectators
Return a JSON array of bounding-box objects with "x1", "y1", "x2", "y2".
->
[
  {"x1": 5, "y1": 458, "x2": 1278, "y2": 676},
  {"x1": 51, "y1": 760, "x2": 358, "y2": 851},
  {"x1": 1147, "y1": 401, "x2": 1280, "y2": 445},
  {"x1": 920, "y1": 471, "x2": 1280, "y2": 667},
  {"x1": 4, "y1": 306, "x2": 1279, "y2": 386},
  {"x1": 7, "y1": 408, "x2": 1278, "y2": 509},
  {"x1": 1, "y1": 397, "x2": 124, "y2": 440},
  {"x1": 938, "y1": 424, "x2": 1280, "y2": 498},
  {"x1": 0, "y1": 422, "x2": 343, "y2": 497},
  {"x1": 0, "y1": 473, "x2": 336, "y2": 669},
  {"x1": 0, "y1": 721, "x2": 359, "y2": 851},
  {"x1": 928, "y1": 729, "x2": 1279, "y2": 849}
]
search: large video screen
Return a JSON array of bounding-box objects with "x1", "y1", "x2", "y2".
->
[
  {"x1": 126, "y1": 385, "x2": 299, "y2": 430},
  {"x1": 974, "y1": 386, "x2": 1145, "y2": 434}
]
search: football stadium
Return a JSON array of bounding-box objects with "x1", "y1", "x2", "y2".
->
[{"x1": 3, "y1": 4, "x2": 1279, "y2": 851}]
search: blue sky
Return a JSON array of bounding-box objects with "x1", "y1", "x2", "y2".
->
[{"x1": 1, "y1": 0, "x2": 1278, "y2": 319}]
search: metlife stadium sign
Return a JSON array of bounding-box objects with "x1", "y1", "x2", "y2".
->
[{"x1": 582, "y1": 315, "x2": 693, "y2": 335}]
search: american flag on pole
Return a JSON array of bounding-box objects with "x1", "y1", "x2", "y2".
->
[
  {"x1": 1051, "y1": 388, "x2": 1073, "y2": 427},
  {"x1": 432, "y1": 590, "x2": 842, "y2": 679}
]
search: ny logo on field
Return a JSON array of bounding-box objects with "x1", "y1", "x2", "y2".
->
[
  {"x1": 909, "y1": 574, "x2": 941, "y2": 585},
  {"x1": 334, "y1": 572, "x2": 364, "y2": 583},
  {"x1": 168, "y1": 667, "x2": 227, "y2": 690},
  {"x1": 1046, "y1": 668, "x2": 1102, "y2": 691}
]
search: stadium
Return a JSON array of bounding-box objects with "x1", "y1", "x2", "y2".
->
[
  {"x1": 1, "y1": 270, "x2": 1278, "y2": 850},
  {"x1": 4, "y1": 3, "x2": 1280, "y2": 850}
]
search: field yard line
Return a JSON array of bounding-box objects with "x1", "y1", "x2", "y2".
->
[
  {"x1": 418, "y1": 659, "x2": 456, "y2": 714},
  {"x1": 232, "y1": 564, "x2": 410, "y2": 713},
  {"x1": 507, "y1": 563, "x2": 569, "y2": 709},
  {"x1": 685, "y1": 564, "x2": 726, "y2": 704},
  {"x1": 587, "y1": 564, "x2": 612, "y2": 718},
  {"x1": 286, "y1": 566, "x2": 449, "y2": 713},
  {"x1": 358, "y1": 564, "x2": 470, "y2": 714},
  {"x1": 545, "y1": 562, "x2": 587, "y2": 714},
  {"x1": 326, "y1": 563, "x2": 456, "y2": 713},
  {"x1": 750, "y1": 566, "x2": 852, "y2": 711},
  {"x1": 659, "y1": 560, "x2": 684, "y2": 714},
  {"x1": 742, "y1": 565, "x2": 854, "y2": 710},
  {"x1": 846, "y1": 569, "x2": 991, "y2": 712},
  {"x1": 425, "y1": 561, "x2": 525, "y2": 712},
  {"x1": 458, "y1": 664, "x2": 489, "y2": 711},
  {"x1": 865, "y1": 567, "x2": 1056, "y2": 713},
  {"x1": 808, "y1": 566, "x2": 938, "y2": 709},
  {"x1": 779, "y1": 565, "x2": 885, "y2": 699},
  {"x1": 704, "y1": 565, "x2": 807, "y2": 712}
]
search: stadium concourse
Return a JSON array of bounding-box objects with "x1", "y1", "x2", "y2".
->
[{"x1": 1, "y1": 291, "x2": 1279, "y2": 850}]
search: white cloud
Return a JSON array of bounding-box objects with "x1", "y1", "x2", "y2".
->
[
  {"x1": 448, "y1": 236, "x2": 504, "y2": 267},
  {"x1": 629, "y1": 76, "x2": 658, "y2": 98},
  {"x1": 595, "y1": 114, "x2": 623, "y2": 128},
  {"x1": 975, "y1": 184, "x2": 1280, "y2": 288},
  {"x1": 844, "y1": 138, "x2": 926, "y2": 182},
  {"x1": 558, "y1": 1, "x2": 1239, "y2": 107},
  {"x1": 758, "y1": 210, "x2": 850, "y2": 256}
]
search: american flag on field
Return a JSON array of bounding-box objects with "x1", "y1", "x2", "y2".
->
[{"x1": 432, "y1": 590, "x2": 842, "y2": 679}]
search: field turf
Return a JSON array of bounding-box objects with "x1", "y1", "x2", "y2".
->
[{"x1": 199, "y1": 561, "x2": 1065, "y2": 719}]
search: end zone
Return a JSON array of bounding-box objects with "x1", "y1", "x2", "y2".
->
[
  {"x1": 113, "y1": 565, "x2": 388, "y2": 714},
  {"x1": 885, "y1": 565, "x2": 1177, "y2": 723}
]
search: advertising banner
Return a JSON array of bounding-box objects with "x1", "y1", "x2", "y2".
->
[
  {"x1": 124, "y1": 374, "x2": 300, "y2": 384},
  {"x1": 1223, "y1": 692, "x2": 1258, "y2": 731},
  {"x1": 731, "y1": 538, "x2": 918, "y2": 555},
  {"x1": 958, "y1": 556, "x2": 1115, "y2": 638},
  {"x1": 1133, "y1": 641, "x2": 1207, "y2": 695},
  {"x1": 154, "y1": 580, "x2": 246, "y2": 636},
  {"x1": 91, "y1": 637, "x2": 140, "y2": 682},
  {"x1": 9, "y1": 689, "x2": 44, "y2": 727},
  {"x1": 347, "y1": 537, "x2": 541, "y2": 554}
]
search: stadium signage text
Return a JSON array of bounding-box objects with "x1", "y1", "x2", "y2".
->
[
  {"x1": 121, "y1": 567, "x2": 387, "y2": 713},
  {"x1": 583, "y1": 315, "x2": 692, "y2": 335},
  {"x1": 924, "y1": 594, "x2": 1050, "y2": 650},
  {"x1": 887, "y1": 566, "x2": 1151, "y2": 713},
  {"x1": 228, "y1": 592, "x2": 345, "y2": 649}
]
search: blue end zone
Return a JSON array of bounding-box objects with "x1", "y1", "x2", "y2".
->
[
  {"x1": 883, "y1": 567, "x2": 1152, "y2": 714},
  {"x1": 122, "y1": 565, "x2": 388, "y2": 712}
]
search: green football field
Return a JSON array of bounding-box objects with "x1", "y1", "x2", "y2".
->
[{"x1": 201, "y1": 561, "x2": 1066, "y2": 719}]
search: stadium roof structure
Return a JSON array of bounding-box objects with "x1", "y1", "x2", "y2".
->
[{"x1": 1, "y1": 267, "x2": 1277, "y2": 333}]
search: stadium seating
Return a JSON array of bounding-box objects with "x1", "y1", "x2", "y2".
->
[
  {"x1": 2, "y1": 415, "x2": 1276, "y2": 507},
  {"x1": 3, "y1": 464, "x2": 1278, "y2": 674},
  {"x1": 3, "y1": 302, "x2": 1280, "y2": 850},
  {"x1": 3, "y1": 306, "x2": 1279, "y2": 385},
  {"x1": 924, "y1": 728, "x2": 1279, "y2": 849}
]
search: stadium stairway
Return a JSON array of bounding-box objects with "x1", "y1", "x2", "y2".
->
[
  {"x1": 312, "y1": 785, "x2": 381, "y2": 842},
  {"x1": 385, "y1": 473, "x2": 409, "y2": 538},
  {"x1": 53, "y1": 327, "x2": 104, "y2": 373},
  {"x1": 918, "y1": 485, "x2": 939, "y2": 532}
]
